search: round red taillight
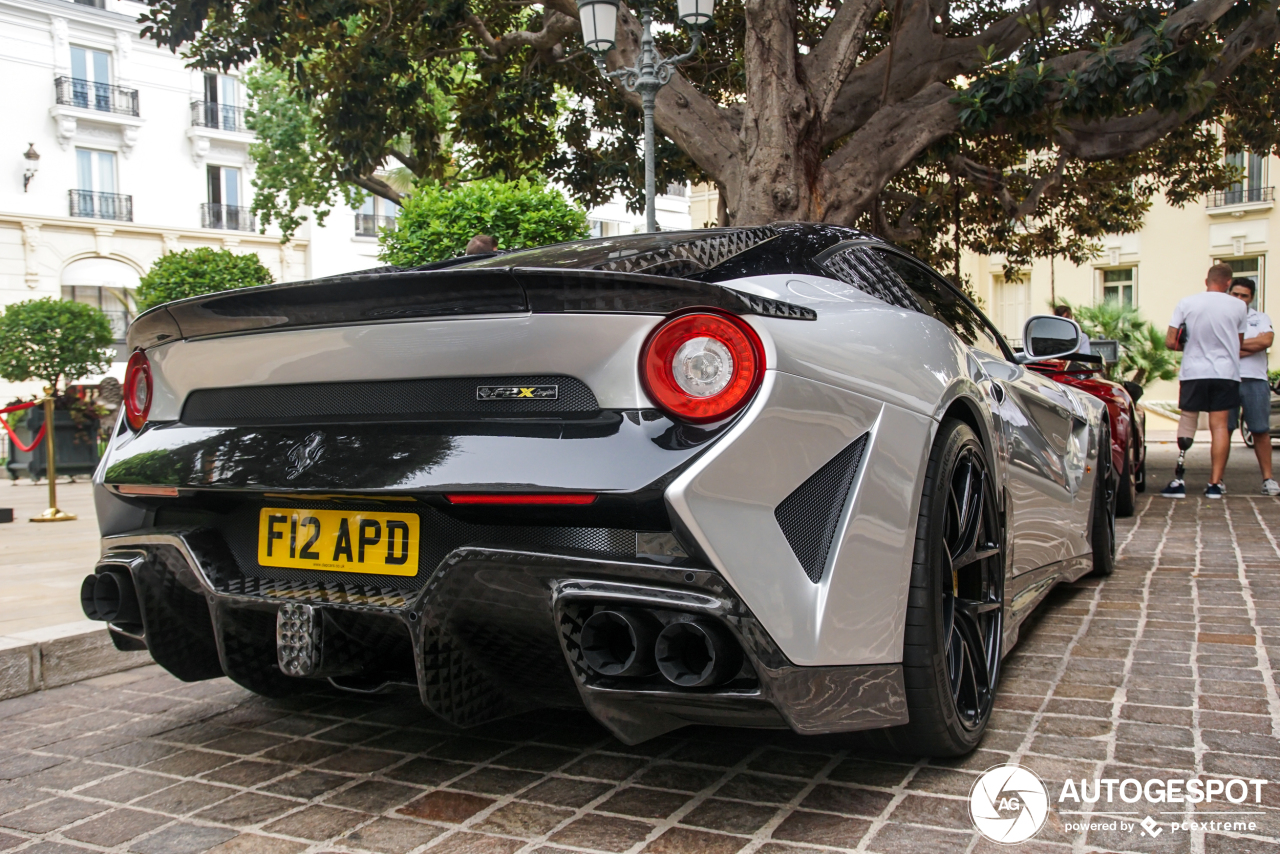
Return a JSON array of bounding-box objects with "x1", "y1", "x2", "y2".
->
[
  {"x1": 640, "y1": 312, "x2": 765, "y2": 423},
  {"x1": 123, "y1": 350, "x2": 152, "y2": 431}
]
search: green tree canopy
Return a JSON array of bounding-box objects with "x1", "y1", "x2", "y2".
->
[
  {"x1": 0, "y1": 298, "x2": 114, "y2": 392},
  {"x1": 137, "y1": 247, "x2": 274, "y2": 312},
  {"x1": 142, "y1": 0, "x2": 1280, "y2": 276},
  {"x1": 244, "y1": 66, "x2": 368, "y2": 237},
  {"x1": 379, "y1": 179, "x2": 589, "y2": 266}
]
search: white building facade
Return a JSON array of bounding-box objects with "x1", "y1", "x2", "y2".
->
[{"x1": 0, "y1": 0, "x2": 691, "y2": 402}]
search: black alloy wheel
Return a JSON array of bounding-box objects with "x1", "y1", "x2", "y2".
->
[{"x1": 881, "y1": 418, "x2": 1005, "y2": 756}]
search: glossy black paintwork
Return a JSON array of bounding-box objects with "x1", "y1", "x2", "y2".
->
[
  {"x1": 127, "y1": 267, "x2": 815, "y2": 351},
  {"x1": 101, "y1": 411, "x2": 725, "y2": 495}
]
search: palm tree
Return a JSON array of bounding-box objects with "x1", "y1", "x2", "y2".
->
[{"x1": 1056, "y1": 300, "x2": 1178, "y2": 387}]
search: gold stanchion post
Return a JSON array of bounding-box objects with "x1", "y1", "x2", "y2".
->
[{"x1": 30, "y1": 387, "x2": 76, "y2": 522}]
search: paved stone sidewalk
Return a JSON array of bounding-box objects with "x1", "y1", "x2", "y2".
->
[
  {"x1": 0, "y1": 451, "x2": 1277, "y2": 853},
  {"x1": 0, "y1": 481, "x2": 101, "y2": 635}
]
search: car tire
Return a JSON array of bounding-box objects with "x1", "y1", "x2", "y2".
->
[
  {"x1": 1090, "y1": 425, "x2": 1117, "y2": 577},
  {"x1": 1134, "y1": 454, "x2": 1146, "y2": 493},
  {"x1": 1115, "y1": 431, "x2": 1137, "y2": 518},
  {"x1": 878, "y1": 418, "x2": 1004, "y2": 757},
  {"x1": 1243, "y1": 428, "x2": 1255, "y2": 449}
]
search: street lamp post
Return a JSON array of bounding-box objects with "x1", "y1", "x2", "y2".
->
[{"x1": 576, "y1": 0, "x2": 715, "y2": 233}]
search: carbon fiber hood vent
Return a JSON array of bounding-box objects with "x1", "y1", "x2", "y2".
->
[{"x1": 774, "y1": 433, "x2": 869, "y2": 583}]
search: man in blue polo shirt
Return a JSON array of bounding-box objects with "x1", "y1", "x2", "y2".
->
[{"x1": 1226, "y1": 277, "x2": 1279, "y2": 495}]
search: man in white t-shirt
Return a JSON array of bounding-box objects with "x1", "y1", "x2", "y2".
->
[
  {"x1": 1162, "y1": 263, "x2": 1248, "y2": 498},
  {"x1": 1226, "y1": 277, "x2": 1279, "y2": 495}
]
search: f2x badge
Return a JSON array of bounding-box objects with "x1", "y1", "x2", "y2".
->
[{"x1": 476, "y1": 385, "x2": 558, "y2": 401}]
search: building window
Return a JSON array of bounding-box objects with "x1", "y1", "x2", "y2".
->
[
  {"x1": 193, "y1": 72, "x2": 245, "y2": 131},
  {"x1": 1101, "y1": 268, "x2": 1135, "y2": 307},
  {"x1": 69, "y1": 46, "x2": 110, "y2": 111},
  {"x1": 61, "y1": 285, "x2": 135, "y2": 342},
  {"x1": 207, "y1": 164, "x2": 240, "y2": 208},
  {"x1": 1220, "y1": 257, "x2": 1264, "y2": 310},
  {"x1": 77, "y1": 148, "x2": 116, "y2": 195},
  {"x1": 355, "y1": 196, "x2": 399, "y2": 237},
  {"x1": 1227, "y1": 151, "x2": 1267, "y2": 205},
  {"x1": 202, "y1": 165, "x2": 254, "y2": 230},
  {"x1": 70, "y1": 148, "x2": 130, "y2": 220}
]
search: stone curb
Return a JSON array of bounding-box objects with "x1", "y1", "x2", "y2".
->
[{"x1": 0, "y1": 620, "x2": 151, "y2": 700}]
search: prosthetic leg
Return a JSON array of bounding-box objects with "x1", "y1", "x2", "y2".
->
[{"x1": 1162, "y1": 411, "x2": 1197, "y2": 497}]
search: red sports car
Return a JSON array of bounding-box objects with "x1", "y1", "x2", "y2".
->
[{"x1": 1028, "y1": 359, "x2": 1146, "y2": 517}]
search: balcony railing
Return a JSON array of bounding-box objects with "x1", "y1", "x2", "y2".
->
[
  {"x1": 190, "y1": 101, "x2": 248, "y2": 133},
  {"x1": 663, "y1": 182, "x2": 688, "y2": 197},
  {"x1": 69, "y1": 190, "x2": 132, "y2": 221},
  {"x1": 201, "y1": 203, "x2": 256, "y2": 231},
  {"x1": 354, "y1": 213, "x2": 397, "y2": 237},
  {"x1": 1207, "y1": 186, "x2": 1275, "y2": 208},
  {"x1": 54, "y1": 77, "x2": 139, "y2": 117}
]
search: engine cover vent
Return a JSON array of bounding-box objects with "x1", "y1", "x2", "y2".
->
[{"x1": 774, "y1": 433, "x2": 869, "y2": 583}]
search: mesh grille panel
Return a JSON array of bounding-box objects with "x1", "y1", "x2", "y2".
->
[
  {"x1": 822, "y1": 249, "x2": 923, "y2": 313},
  {"x1": 774, "y1": 434, "x2": 870, "y2": 583},
  {"x1": 182, "y1": 376, "x2": 598, "y2": 426},
  {"x1": 595, "y1": 226, "x2": 779, "y2": 275}
]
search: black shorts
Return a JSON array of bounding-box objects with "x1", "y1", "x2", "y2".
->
[{"x1": 1179, "y1": 378, "x2": 1240, "y2": 412}]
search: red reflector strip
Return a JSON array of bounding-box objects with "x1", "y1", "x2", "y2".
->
[
  {"x1": 115, "y1": 485, "x2": 179, "y2": 497},
  {"x1": 445, "y1": 493, "x2": 597, "y2": 505}
]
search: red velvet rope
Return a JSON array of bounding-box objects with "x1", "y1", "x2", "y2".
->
[{"x1": 0, "y1": 401, "x2": 46, "y2": 453}]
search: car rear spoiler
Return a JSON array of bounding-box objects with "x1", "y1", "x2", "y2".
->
[{"x1": 126, "y1": 267, "x2": 816, "y2": 350}]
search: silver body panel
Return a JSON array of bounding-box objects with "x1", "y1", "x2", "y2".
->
[
  {"x1": 95, "y1": 268, "x2": 1107, "y2": 677},
  {"x1": 145, "y1": 312, "x2": 664, "y2": 421}
]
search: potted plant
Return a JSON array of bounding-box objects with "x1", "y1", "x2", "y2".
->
[{"x1": 0, "y1": 298, "x2": 114, "y2": 481}]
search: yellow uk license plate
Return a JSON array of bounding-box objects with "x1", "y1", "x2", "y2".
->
[{"x1": 256, "y1": 507, "x2": 419, "y2": 575}]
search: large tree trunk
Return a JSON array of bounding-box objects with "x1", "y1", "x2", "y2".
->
[{"x1": 730, "y1": 0, "x2": 823, "y2": 225}]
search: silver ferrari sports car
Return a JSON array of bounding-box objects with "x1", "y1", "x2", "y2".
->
[{"x1": 84, "y1": 223, "x2": 1113, "y2": 757}]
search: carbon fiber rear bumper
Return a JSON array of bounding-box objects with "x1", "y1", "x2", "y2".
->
[{"x1": 97, "y1": 528, "x2": 907, "y2": 743}]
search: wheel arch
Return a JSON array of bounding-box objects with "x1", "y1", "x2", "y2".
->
[{"x1": 936, "y1": 392, "x2": 1004, "y2": 514}]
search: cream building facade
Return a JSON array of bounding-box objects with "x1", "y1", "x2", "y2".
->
[{"x1": 963, "y1": 152, "x2": 1277, "y2": 401}]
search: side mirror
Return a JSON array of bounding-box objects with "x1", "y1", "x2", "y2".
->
[
  {"x1": 1122, "y1": 380, "x2": 1144, "y2": 403},
  {"x1": 1018, "y1": 315, "x2": 1084, "y2": 363}
]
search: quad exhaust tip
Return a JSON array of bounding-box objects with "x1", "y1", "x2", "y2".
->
[
  {"x1": 80, "y1": 570, "x2": 141, "y2": 624},
  {"x1": 581, "y1": 610, "x2": 660, "y2": 678},
  {"x1": 580, "y1": 610, "x2": 742, "y2": 688},
  {"x1": 655, "y1": 619, "x2": 741, "y2": 687}
]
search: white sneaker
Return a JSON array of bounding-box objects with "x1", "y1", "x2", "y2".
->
[{"x1": 1263, "y1": 479, "x2": 1280, "y2": 496}]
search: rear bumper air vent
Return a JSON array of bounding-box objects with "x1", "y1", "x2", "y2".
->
[{"x1": 774, "y1": 433, "x2": 869, "y2": 583}]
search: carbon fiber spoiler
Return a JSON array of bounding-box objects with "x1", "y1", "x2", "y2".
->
[{"x1": 127, "y1": 267, "x2": 816, "y2": 350}]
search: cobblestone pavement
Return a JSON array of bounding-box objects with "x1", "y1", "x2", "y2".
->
[{"x1": 1, "y1": 451, "x2": 1278, "y2": 853}]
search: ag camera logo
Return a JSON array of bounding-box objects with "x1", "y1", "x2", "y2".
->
[{"x1": 970, "y1": 764, "x2": 1050, "y2": 844}]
